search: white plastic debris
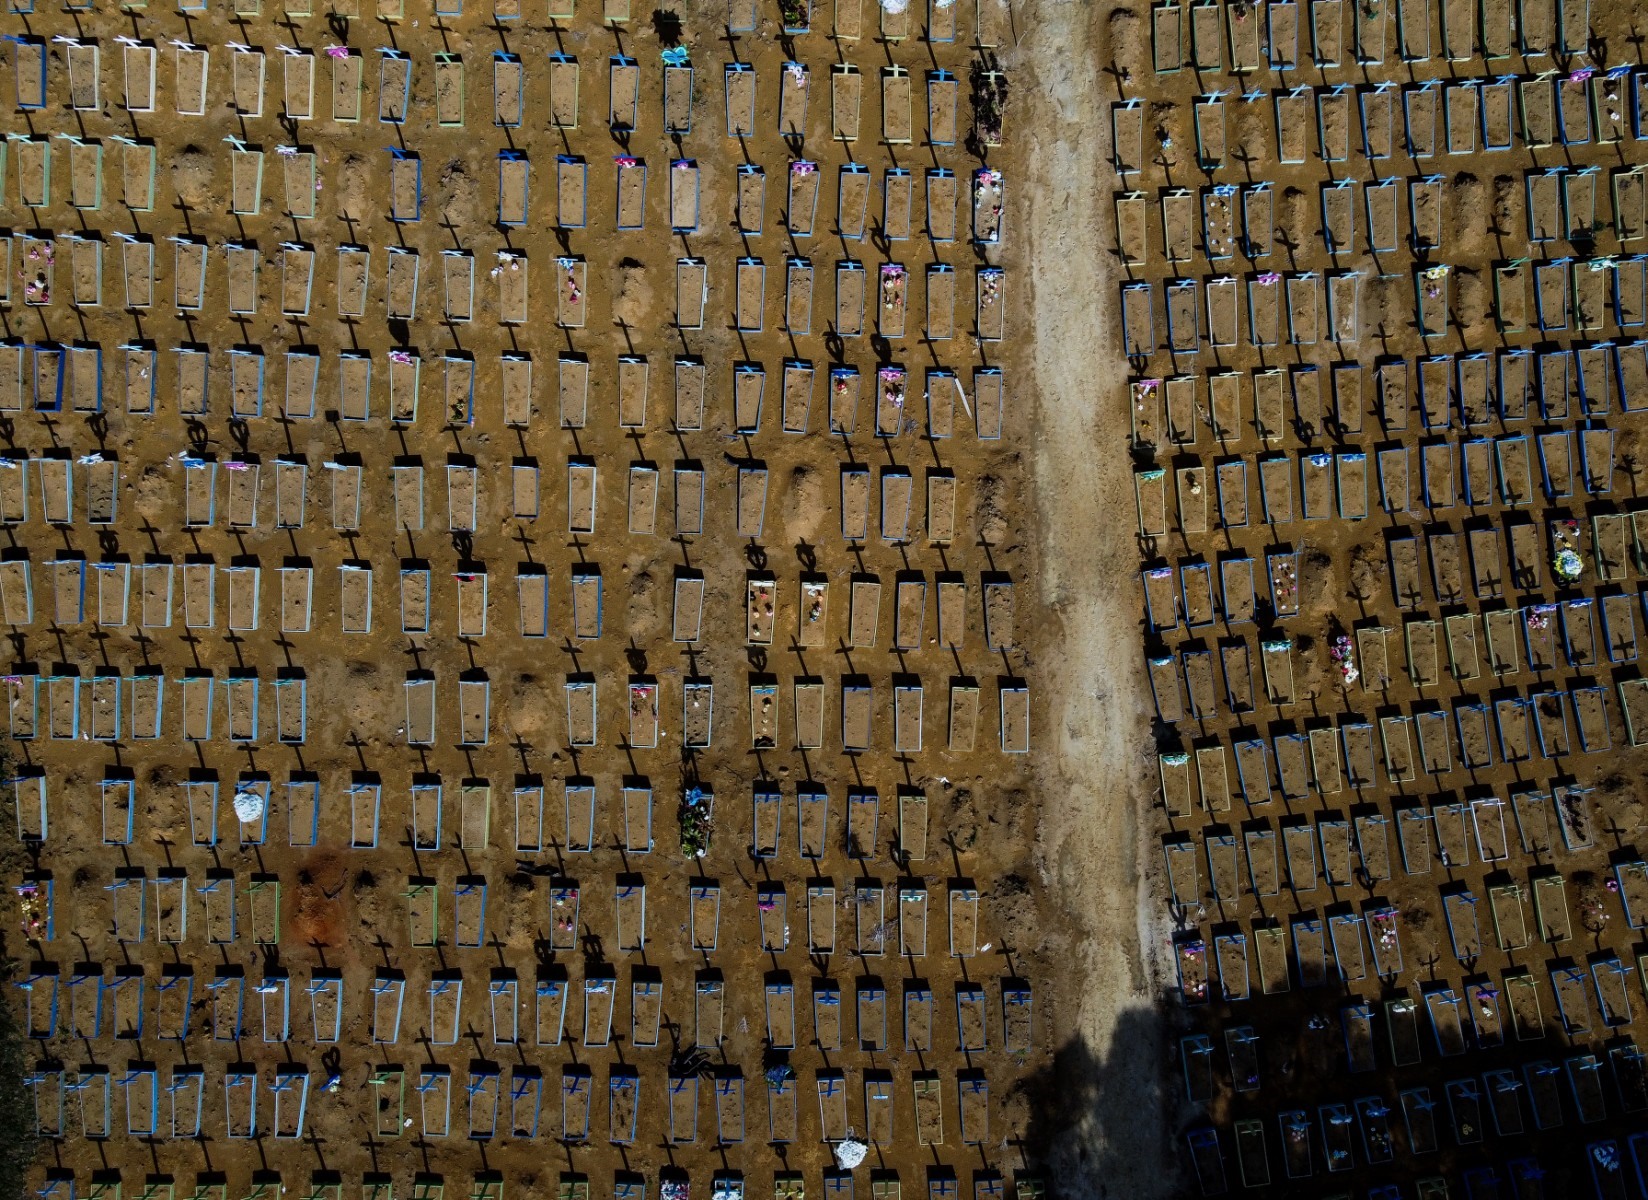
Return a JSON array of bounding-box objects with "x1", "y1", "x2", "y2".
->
[
  {"x1": 833, "y1": 1138, "x2": 868, "y2": 1169},
  {"x1": 879, "y1": 0, "x2": 907, "y2": 11},
  {"x1": 232, "y1": 788, "x2": 266, "y2": 823}
]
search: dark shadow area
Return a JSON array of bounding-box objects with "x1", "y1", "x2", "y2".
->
[{"x1": 1018, "y1": 1006, "x2": 1182, "y2": 1200}]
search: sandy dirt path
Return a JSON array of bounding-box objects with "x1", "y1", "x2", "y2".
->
[{"x1": 1015, "y1": 2, "x2": 1180, "y2": 1196}]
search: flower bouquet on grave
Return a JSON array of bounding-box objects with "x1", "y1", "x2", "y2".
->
[
  {"x1": 679, "y1": 785, "x2": 714, "y2": 857},
  {"x1": 780, "y1": 0, "x2": 811, "y2": 32}
]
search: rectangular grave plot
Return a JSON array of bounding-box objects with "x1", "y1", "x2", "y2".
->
[
  {"x1": 1405, "y1": 84, "x2": 1438, "y2": 156},
  {"x1": 675, "y1": 260, "x2": 707, "y2": 331}
]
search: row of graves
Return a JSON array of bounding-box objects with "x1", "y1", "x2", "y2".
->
[
  {"x1": 0, "y1": 239, "x2": 1009, "y2": 341},
  {"x1": 4, "y1": 37, "x2": 1005, "y2": 143},
  {"x1": 1143, "y1": 0, "x2": 1601, "y2": 76}
]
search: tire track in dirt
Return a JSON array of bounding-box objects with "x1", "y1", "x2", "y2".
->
[{"x1": 1015, "y1": 2, "x2": 1180, "y2": 1195}]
